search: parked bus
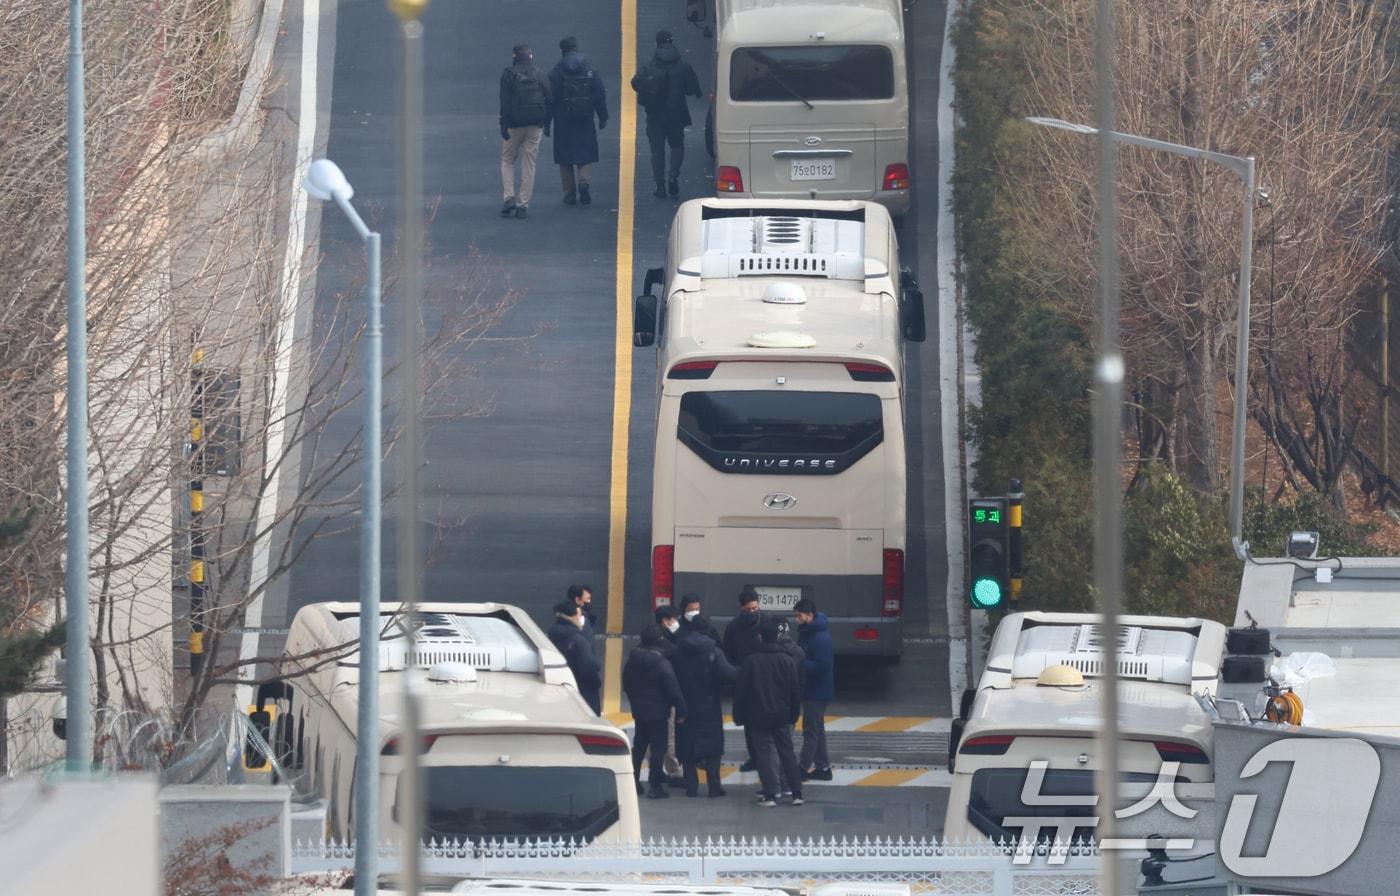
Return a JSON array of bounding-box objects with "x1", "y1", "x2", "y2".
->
[
  {"x1": 633, "y1": 198, "x2": 925, "y2": 659},
  {"x1": 250, "y1": 602, "x2": 640, "y2": 845},
  {"x1": 942, "y1": 612, "x2": 1227, "y2": 843},
  {"x1": 708, "y1": 0, "x2": 911, "y2": 216}
]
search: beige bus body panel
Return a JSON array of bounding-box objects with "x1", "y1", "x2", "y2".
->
[
  {"x1": 712, "y1": 0, "x2": 909, "y2": 213},
  {"x1": 278, "y1": 602, "x2": 640, "y2": 845}
]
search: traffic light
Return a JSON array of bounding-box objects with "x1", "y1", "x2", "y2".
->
[{"x1": 968, "y1": 497, "x2": 1009, "y2": 609}]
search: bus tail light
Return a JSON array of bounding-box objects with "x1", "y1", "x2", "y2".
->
[
  {"x1": 668, "y1": 360, "x2": 717, "y2": 379},
  {"x1": 883, "y1": 163, "x2": 911, "y2": 191},
  {"x1": 845, "y1": 362, "x2": 895, "y2": 382},
  {"x1": 716, "y1": 166, "x2": 744, "y2": 193},
  {"x1": 652, "y1": 545, "x2": 674, "y2": 609},
  {"x1": 960, "y1": 735, "x2": 1014, "y2": 755},
  {"x1": 882, "y1": 549, "x2": 903, "y2": 616},
  {"x1": 853, "y1": 628, "x2": 880, "y2": 641},
  {"x1": 1153, "y1": 741, "x2": 1210, "y2": 764},
  {"x1": 381, "y1": 735, "x2": 438, "y2": 756},
  {"x1": 578, "y1": 734, "x2": 631, "y2": 755}
]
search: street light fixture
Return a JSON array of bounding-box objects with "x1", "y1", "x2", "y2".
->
[
  {"x1": 302, "y1": 158, "x2": 382, "y2": 896},
  {"x1": 1025, "y1": 116, "x2": 1256, "y2": 554}
]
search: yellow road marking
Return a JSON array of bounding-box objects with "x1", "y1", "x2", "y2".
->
[
  {"x1": 855, "y1": 716, "x2": 928, "y2": 732},
  {"x1": 852, "y1": 767, "x2": 928, "y2": 787},
  {"x1": 602, "y1": 0, "x2": 639, "y2": 717}
]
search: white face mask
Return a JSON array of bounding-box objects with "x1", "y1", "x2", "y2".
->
[
  {"x1": 684, "y1": 610, "x2": 700, "y2": 621},
  {"x1": 664, "y1": 620, "x2": 680, "y2": 633}
]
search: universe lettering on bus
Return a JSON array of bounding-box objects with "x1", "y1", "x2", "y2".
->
[{"x1": 722, "y1": 456, "x2": 839, "y2": 471}]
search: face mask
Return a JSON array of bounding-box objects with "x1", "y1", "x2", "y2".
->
[
  {"x1": 684, "y1": 610, "x2": 700, "y2": 621},
  {"x1": 664, "y1": 620, "x2": 680, "y2": 633}
]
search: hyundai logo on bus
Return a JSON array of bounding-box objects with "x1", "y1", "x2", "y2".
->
[
  {"x1": 804, "y1": 135, "x2": 822, "y2": 146},
  {"x1": 763, "y1": 493, "x2": 798, "y2": 509}
]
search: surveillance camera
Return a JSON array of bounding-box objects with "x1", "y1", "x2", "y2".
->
[
  {"x1": 1286, "y1": 530, "x2": 1320, "y2": 559},
  {"x1": 52, "y1": 696, "x2": 67, "y2": 741}
]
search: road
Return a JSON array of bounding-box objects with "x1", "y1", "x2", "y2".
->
[{"x1": 279, "y1": 0, "x2": 958, "y2": 839}]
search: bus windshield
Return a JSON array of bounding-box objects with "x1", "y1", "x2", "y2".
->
[
  {"x1": 677, "y1": 390, "x2": 883, "y2": 474},
  {"x1": 403, "y1": 766, "x2": 620, "y2": 843},
  {"x1": 730, "y1": 45, "x2": 895, "y2": 102}
]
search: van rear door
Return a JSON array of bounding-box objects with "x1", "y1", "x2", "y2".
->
[{"x1": 749, "y1": 123, "x2": 877, "y2": 201}]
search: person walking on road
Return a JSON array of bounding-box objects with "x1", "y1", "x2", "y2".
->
[
  {"x1": 794, "y1": 598, "x2": 835, "y2": 781},
  {"x1": 653, "y1": 604, "x2": 684, "y2": 783},
  {"x1": 734, "y1": 616, "x2": 805, "y2": 807},
  {"x1": 548, "y1": 36, "x2": 608, "y2": 207},
  {"x1": 548, "y1": 600, "x2": 602, "y2": 714},
  {"x1": 630, "y1": 29, "x2": 702, "y2": 199},
  {"x1": 671, "y1": 614, "x2": 737, "y2": 797},
  {"x1": 499, "y1": 44, "x2": 551, "y2": 219},
  {"x1": 567, "y1": 583, "x2": 598, "y2": 640},
  {"x1": 723, "y1": 587, "x2": 766, "y2": 772},
  {"x1": 623, "y1": 625, "x2": 688, "y2": 798}
]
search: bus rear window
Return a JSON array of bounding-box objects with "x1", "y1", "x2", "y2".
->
[
  {"x1": 678, "y1": 390, "x2": 883, "y2": 475},
  {"x1": 730, "y1": 45, "x2": 895, "y2": 102},
  {"x1": 968, "y1": 768, "x2": 1181, "y2": 844},
  {"x1": 404, "y1": 766, "x2": 620, "y2": 844}
]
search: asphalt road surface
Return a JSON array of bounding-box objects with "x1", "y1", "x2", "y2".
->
[{"x1": 279, "y1": 0, "x2": 957, "y2": 839}]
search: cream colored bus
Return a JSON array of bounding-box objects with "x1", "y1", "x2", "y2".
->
[
  {"x1": 708, "y1": 0, "x2": 911, "y2": 216},
  {"x1": 250, "y1": 602, "x2": 640, "y2": 845},
  {"x1": 633, "y1": 198, "x2": 925, "y2": 658},
  {"x1": 943, "y1": 612, "x2": 1226, "y2": 843}
]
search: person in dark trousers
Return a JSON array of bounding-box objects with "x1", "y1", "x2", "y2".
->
[
  {"x1": 678, "y1": 593, "x2": 721, "y2": 646},
  {"x1": 723, "y1": 587, "x2": 766, "y2": 771},
  {"x1": 671, "y1": 614, "x2": 737, "y2": 797},
  {"x1": 630, "y1": 30, "x2": 702, "y2": 198},
  {"x1": 622, "y1": 625, "x2": 688, "y2": 798},
  {"x1": 499, "y1": 44, "x2": 551, "y2": 219},
  {"x1": 794, "y1": 598, "x2": 834, "y2": 781},
  {"x1": 652, "y1": 604, "x2": 684, "y2": 782},
  {"x1": 547, "y1": 600, "x2": 602, "y2": 713},
  {"x1": 547, "y1": 36, "x2": 608, "y2": 206},
  {"x1": 654, "y1": 605, "x2": 681, "y2": 655},
  {"x1": 733, "y1": 616, "x2": 804, "y2": 807},
  {"x1": 567, "y1": 583, "x2": 598, "y2": 640}
]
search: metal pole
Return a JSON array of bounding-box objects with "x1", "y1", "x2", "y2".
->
[
  {"x1": 65, "y1": 0, "x2": 92, "y2": 775},
  {"x1": 1384, "y1": 277, "x2": 1391, "y2": 487},
  {"x1": 389, "y1": 2, "x2": 428, "y2": 892},
  {"x1": 1092, "y1": 0, "x2": 1126, "y2": 891},
  {"x1": 1228, "y1": 158, "x2": 1256, "y2": 549}
]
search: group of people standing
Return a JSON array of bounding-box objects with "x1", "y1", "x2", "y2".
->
[
  {"x1": 497, "y1": 30, "x2": 703, "y2": 218},
  {"x1": 624, "y1": 590, "x2": 835, "y2": 808}
]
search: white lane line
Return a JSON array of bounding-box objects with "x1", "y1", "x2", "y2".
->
[
  {"x1": 236, "y1": 0, "x2": 318, "y2": 710},
  {"x1": 938, "y1": 0, "x2": 969, "y2": 713}
]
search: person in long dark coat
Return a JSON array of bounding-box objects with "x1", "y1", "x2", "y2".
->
[
  {"x1": 547, "y1": 36, "x2": 608, "y2": 206},
  {"x1": 670, "y1": 614, "x2": 736, "y2": 797},
  {"x1": 623, "y1": 625, "x2": 688, "y2": 798},
  {"x1": 547, "y1": 600, "x2": 602, "y2": 713}
]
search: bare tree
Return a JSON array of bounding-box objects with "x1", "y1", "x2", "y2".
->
[
  {"x1": 1005, "y1": 0, "x2": 1395, "y2": 498},
  {"x1": 1, "y1": 0, "x2": 522, "y2": 771}
]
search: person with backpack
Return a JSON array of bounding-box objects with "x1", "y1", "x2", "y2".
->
[
  {"x1": 631, "y1": 30, "x2": 702, "y2": 199},
  {"x1": 548, "y1": 36, "x2": 608, "y2": 207},
  {"x1": 499, "y1": 44, "x2": 551, "y2": 219}
]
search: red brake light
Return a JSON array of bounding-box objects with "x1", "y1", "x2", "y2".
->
[
  {"x1": 716, "y1": 166, "x2": 744, "y2": 193},
  {"x1": 668, "y1": 360, "x2": 718, "y2": 379},
  {"x1": 652, "y1": 545, "x2": 674, "y2": 609},
  {"x1": 882, "y1": 549, "x2": 903, "y2": 616},
  {"x1": 381, "y1": 735, "x2": 438, "y2": 756},
  {"x1": 845, "y1": 362, "x2": 895, "y2": 382},
  {"x1": 577, "y1": 734, "x2": 631, "y2": 756},
  {"x1": 883, "y1": 163, "x2": 911, "y2": 191},
  {"x1": 960, "y1": 735, "x2": 1014, "y2": 755},
  {"x1": 853, "y1": 628, "x2": 880, "y2": 641},
  {"x1": 1153, "y1": 741, "x2": 1210, "y2": 764}
]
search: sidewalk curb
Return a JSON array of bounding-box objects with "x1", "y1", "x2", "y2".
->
[{"x1": 195, "y1": 0, "x2": 286, "y2": 159}]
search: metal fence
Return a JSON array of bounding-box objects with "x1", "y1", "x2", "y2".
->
[{"x1": 291, "y1": 837, "x2": 1106, "y2": 894}]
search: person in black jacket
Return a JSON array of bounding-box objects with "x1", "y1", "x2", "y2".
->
[
  {"x1": 567, "y1": 583, "x2": 598, "y2": 640},
  {"x1": 498, "y1": 44, "x2": 551, "y2": 218},
  {"x1": 623, "y1": 625, "x2": 688, "y2": 798},
  {"x1": 547, "y1": 36, "x2": 608, "y2": 206},
  {"x1": 654, "y1": 605, "x2": 681, "y2": 656},
  {"x1": 671, "y1": 614, "x2": 737, "y2": 797},
  {"x1": 630, "y1": 30, "x2": 703, "y2": 198},
  {"x1": 733, "y1": 616, "x2": 804, "y2": 806},
  {"x1": 678, "y1": 593, "x2": 722, "y2": 647},
  {"x1": 547, "y1": 600, "x2": 602, "y2": 713}
]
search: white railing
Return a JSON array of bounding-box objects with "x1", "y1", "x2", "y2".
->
[{"x1": 291, "y1": 837, "x2": 1106, "y2": 894}]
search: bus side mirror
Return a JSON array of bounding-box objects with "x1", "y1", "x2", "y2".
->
[
  {"x1": 902, "y1": 289, "x2": 926, "y2": 343},
  {"x1": 634, "y1": 295, "x2": 658, "y2": 347},
  {"x1": 686, "y1": 0, "x2": 705, "y2": 24}
]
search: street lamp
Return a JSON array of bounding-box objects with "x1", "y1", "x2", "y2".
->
[
  {"x1": 1025, "y1": 116, "x2": 1256, "y2": 553},
  {"x1": 302, "y1": 158, "x2": 382, "y2": 896}
]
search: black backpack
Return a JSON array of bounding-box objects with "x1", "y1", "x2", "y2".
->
[
  {"x1": 559, "y1": 70, "x2": 595, "y2": 119},
  {"x1": 632, "y1": 63, "x2": 669, "y2": 107},
  {"x1": 508, "y1": 68, "x2": 547, "y2": 126}
]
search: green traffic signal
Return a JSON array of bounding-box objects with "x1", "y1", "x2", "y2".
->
[
  {"x1": 971, "y1": 576, "x2": 1004, "y2": 609},
  {"x1": 968, "y1": 497, "x2": 1010, "y2": 610}
]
